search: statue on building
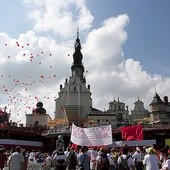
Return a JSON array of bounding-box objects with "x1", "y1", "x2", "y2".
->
[
  {"x1": 32, "y1": 101, "x2": 46, "y2": 115},
  {"x1": 75, "y1": 38, "x2": 81, "y2": 52},
  {"x1": 56, "y1": 135, "x2": 64, "y2": 151}
]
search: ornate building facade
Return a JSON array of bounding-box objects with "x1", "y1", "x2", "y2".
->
[
  {"x1": 54, "y1": 31, "x2": 93, "y2": 126},
  {"x1": 149, "y1": 94, "x2": 170, "y2": 124},
  {"x1": 88, "y1": 98, "x2": 130, "y2": 127},
  {"x1": 131, "y1": 98, "x2": 149, "y2": 121}
]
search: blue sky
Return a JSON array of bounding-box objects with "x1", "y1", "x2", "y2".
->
[
  {"x1": 88, "y1": 0, "x2": 170, "y2": 76},
  {"x1": 0, "y1": 0, "x2": 170, "y2": 124}
]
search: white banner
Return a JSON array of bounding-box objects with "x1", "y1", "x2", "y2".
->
[{"x1": 71, "y1": 124, "x2": 113, "y2": 146}]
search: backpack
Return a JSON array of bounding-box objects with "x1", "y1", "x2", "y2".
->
[
  {"x1": 118, "y1": 155, "x2": 130, "y2": 170},
  {"x1": 99, "y1": 154, "x2": 110, "y2": 170},
  {"x1": 56, "y1": 151, "x2": 65, "y2": 165},
  {"x1": 67, "y1": 151, "x2": 77, "y2": 168}
]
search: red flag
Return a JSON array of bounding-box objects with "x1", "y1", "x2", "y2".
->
[{"x1": 121, "y1": 124, "x2": 143, "y2": 141}]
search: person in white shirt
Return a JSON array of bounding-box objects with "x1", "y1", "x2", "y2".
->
[
  {"x1": 143, "y1": 147, "x2": 160, "y2": 170},
  {"x1": 28, "y1": 149, "x2": 36, "y2": 161},
  {"x1": 87, "y1": 147, "x2": 98, "y2": 159},
  {"x1": 8, "y1": 146, "x2": 24, "y2": 170},
  {"x1": 46, "y1": 153, "x2": 53, "y2": 163},
  {"x1": 159, "y1": 148, "x2": 170, "y2": 170},
  {"x1": 27, "y1": 157, "x2": 36, "y2": 170},
  {"x1": 64, "y1": 147, "x2": 71, "y2": 158},
  {"x1": 107, "y1": 151, "x2": 116, "y2": 170},
  {"x1": 87, "y1": 147, "x2": 98, "y2": 170}
]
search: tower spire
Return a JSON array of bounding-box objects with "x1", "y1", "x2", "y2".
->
[
  {"x1": 71, "y1": 28, "x2": 84, "y2": 80},
  {"x1": 154, "y1": 84, "x2": 157, "y2": 94},
  {"x1": 72, "y1": 28, "x2": 83, "y2": 65},
  {"x1": 77, "y1": 27, "x2": 79, "y2": 40}
]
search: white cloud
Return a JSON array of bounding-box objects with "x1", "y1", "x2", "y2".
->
[
  {"x1": 83, "y1": 14, "x2": 129, "y2": 72},
  {"x1": 23, "y1": 0, "x2": 94, "y2": 39}
]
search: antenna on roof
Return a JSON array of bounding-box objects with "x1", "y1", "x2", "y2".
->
[
  {"x1": 154, "y1": 84, "x2": 157, "y2": 93},
  {"x1": 77, "y1": 26, "x2": 79, "y2": 39}
]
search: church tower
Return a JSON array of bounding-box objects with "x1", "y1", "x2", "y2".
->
[
  {"x1": 71, "y1": 28, "x2": 84, "y2": 80},
  {"x1": 149, "y1": 92, "x2": 167, "y2": 123},
  {"x1": 54, "y1": 29, "x2": 92, "y2": 126}
]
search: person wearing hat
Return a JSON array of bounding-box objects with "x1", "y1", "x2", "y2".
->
[
  {"x1": 8, "y1": 146, "x2": 24, "y2": 170},
  {"x1": 159, "y1": 148, "x2": 170, "y2": 170},
  {"x1": 143, "y1": 147, "x2": 160, "y2": 170}
]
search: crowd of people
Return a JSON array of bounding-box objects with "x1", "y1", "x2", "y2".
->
[{"x1": 0, "y1": 143, "x2": 170, "y2": 170}]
